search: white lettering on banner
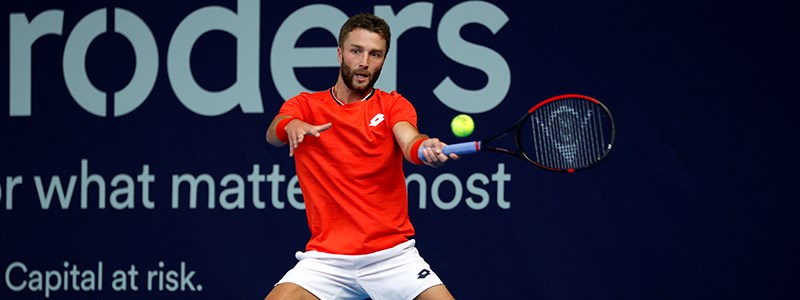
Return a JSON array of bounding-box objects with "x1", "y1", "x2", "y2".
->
[
  {"x1": 145, "y1": 261, "x2": 201, "y2": 292},
  {"x1": 7, "y1": 0, "x2": 509, "y2": 117},
  {"x1": 373, "y1": 3, "x2": 433, "y2": 95},
  {"x1": 167, "y1": 0, "x2": 262, "y2": 116},
  {"x1": 435, "y1": 1, "x2": 511, "y2": 113},
  {"x1": 170, "y1": 164, "x2": 304, "y2": 210},
  {"x1": 8, "y1": 10, "x2": 63, "y2": 116},
  {"x1": 408, "y1": 163, "x2": 511, "y2": 210},
  {"x1": 265, "y1": 164, "x2": 286, "y2": 209},
  {"x1": 5, "y1": 261, "x2": 103, "y2": 298},
  {"x1": 265, "y1": 0, "x2": 512, "y2": 112},
  {"x1": 2, "y1": 176, "x2": 24, "y2": 210},
  {"x1": 270, "y1": 4, "x2": 347, "y2": 100},
  {"x1": 3, "y1": 261, "x2": 203, "y2": 298},
  {"x1": 62, "y1": 8, "x2": 159, "y2": 117},
  {"x1": 2, "y1": 159, "x2": 511, "y2": 211},
  {"x1": 286, "y1": 175, "x2": 305, "y2": 210},
  {"x1": 32, "y1": 159, "x2": 155, "y2": 210}
]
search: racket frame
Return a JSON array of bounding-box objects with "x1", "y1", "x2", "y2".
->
[{"x1": 419, "y1": 94, "x2": 615, "y2": 172}]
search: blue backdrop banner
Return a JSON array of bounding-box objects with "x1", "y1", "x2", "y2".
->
[{"x1": 2, "y1": 0, "x2": 797, "y2": 299}]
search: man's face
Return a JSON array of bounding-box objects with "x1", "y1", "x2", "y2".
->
[{"x1": 338, "y1": 28, "x2": 387, "y2": 93}]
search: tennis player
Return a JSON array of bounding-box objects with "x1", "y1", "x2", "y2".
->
[{"x1": 264, "y1": 13, "x2": 458, "y2": 300}]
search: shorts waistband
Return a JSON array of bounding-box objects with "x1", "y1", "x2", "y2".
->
[{"x1": 295, "y1": 239, "x2": 417, "y2": 267}]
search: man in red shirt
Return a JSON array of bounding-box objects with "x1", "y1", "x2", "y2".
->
[{"x1": 265, "y1": 13, "x2": 457, "y2": 300}]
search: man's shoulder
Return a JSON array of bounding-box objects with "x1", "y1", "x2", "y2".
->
[
  {"x1": 373, "y1": 89, "x2": 410, "y2": 105},
  {"x1": 374, "y1": 88, "x2": 402, "y2": 98},
  {"x1": 286, "y1": 90, "x2": 331, "y2": 106}
]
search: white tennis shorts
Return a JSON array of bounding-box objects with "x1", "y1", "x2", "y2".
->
[{"x1": 275, "y1": 239, "x2": 444, "y2": 300}]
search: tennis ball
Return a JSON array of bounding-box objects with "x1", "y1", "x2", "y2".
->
[{"x1": 451, "y1": 114, "x2": 474, "y2": 138}]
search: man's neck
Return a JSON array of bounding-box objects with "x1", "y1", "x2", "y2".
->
[{"x1": 333, "y1": 82, "x2": 372, "y2": 105}]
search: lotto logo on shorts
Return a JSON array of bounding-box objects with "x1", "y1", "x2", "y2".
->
[{"x1": 417, "y1": 269, "x2": 431, "y2": 279}]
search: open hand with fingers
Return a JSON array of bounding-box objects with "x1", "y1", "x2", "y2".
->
[{"x1": 283, "y1": 119, "x2": 332, "y2": 157}]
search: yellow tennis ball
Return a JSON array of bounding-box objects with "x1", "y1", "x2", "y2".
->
[{"x1": 451, "y1": 114, "x2": 474, "y2": 138}]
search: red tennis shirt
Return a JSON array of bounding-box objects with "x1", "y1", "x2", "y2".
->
[{"x1": 276, "y1": 88, "x2": 418, "y2": 255}]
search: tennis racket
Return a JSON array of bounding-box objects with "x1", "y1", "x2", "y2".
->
[{"x1": 420, "y1": 94, "x2": 615, "y2": 172}]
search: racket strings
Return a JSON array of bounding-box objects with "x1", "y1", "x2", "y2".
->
[{"x1": 528, "y1": 98, "x2": 610, "y2": 170}]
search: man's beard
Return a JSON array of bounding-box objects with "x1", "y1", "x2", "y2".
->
[{"x1": 341, "y1": 63, "x2": 381, "y2": 93}]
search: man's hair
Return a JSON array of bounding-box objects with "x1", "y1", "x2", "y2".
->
[{"x1": 338, "y1": 13, "x2": 391, "y2": 52}]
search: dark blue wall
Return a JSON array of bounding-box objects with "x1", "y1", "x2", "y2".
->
[{"x1": 2, "y1": 1, "x2": 797, "y2": 299}]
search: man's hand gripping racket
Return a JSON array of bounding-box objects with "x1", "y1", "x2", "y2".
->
[{"x1": 419, "y1": 94, "x2": 615, "y2": 172}]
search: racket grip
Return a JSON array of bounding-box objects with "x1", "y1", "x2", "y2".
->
[{"x1": 417, "y1": 141, "x2": 481, "y2": 161}]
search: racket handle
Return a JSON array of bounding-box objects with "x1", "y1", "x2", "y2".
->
[{"x1": 417, "y1": 141, "x2": 481, "y2": 161}]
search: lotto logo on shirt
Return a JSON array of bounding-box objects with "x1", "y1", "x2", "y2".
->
[{"x1": 369, "y1": 114, "x2": 385, "y2": 127}]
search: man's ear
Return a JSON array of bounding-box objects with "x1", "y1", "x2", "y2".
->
[{"x1": 337, "y1": 47, "x2": 342, "y2": 64}]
